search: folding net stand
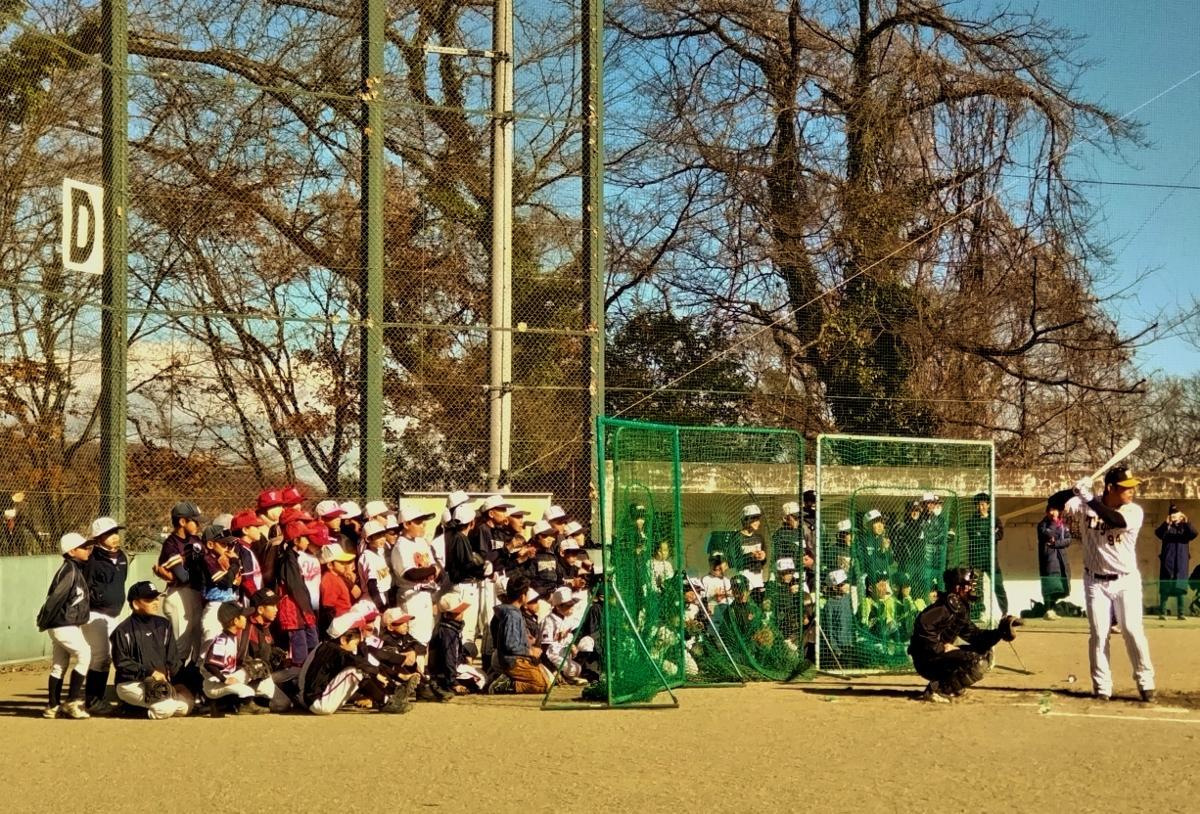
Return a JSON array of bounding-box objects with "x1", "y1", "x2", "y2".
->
[{"x1": 814, "y1": 434, "x2": 995, "y2": 677}]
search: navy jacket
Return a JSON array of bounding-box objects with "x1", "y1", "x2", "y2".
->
[
  {"x1": 429, "y1": 616, "x2": 466, "y2": 689},
  {"x1": 490, "y1": 604, "x2": 529, "y2": 669},
  {"x1": 111, "y1": 612, "x2": 181, "y2": 682},
  {"x1": 37, "y1": 557, "x2": 90, "y2": 630},
  {"x1": 1037, "y1": 518, "x2": 1071, "y2": 579},
  {"x1": 85, "y1": 547, "x2": 129, "y2": 617},
  {"x1": 1156, "y1": 520, "x2": 1198, "y2": 583}
]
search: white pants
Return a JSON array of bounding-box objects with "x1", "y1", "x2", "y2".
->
[
  {"x1": 453, "y1": 581, "x2": 483, "y2": 646},
  {"x1": 401, "y1": 591, "x2": 436, "y2": 645},
  {"x1": 308, "y1": 667, "x2": 361, "y2": 715},
  {"x1": 80, "y1": 612, "x2": 118, "y2": 671},
  {"x1": 202, "y1": 668, "x2": 277, "y2": 703},
  {"x1": 116, "y1": 681, "x2": 192, "y2": 719},
  {"x1": 163, "y1": 586, "x2": 203, "y2": 665},
  {"x1": 48, "y1": 625, "x2": 90, "y2": 680},
  {"x1": 199, "y1": 601, "x2": 227, "y2": 656},
  {"x1": 1085, "y1": 573, "x2": 1155, "y2": 696}
]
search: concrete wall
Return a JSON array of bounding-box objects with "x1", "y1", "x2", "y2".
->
[{"x1": 0, "y1": 553, "x2": 158, "y2": 664}]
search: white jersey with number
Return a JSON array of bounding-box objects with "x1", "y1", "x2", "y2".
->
[{"x1": 1064, "y1": 496, "x2": 1144, "y2": 576}]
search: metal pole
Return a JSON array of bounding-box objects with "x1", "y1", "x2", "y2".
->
[
  {"x1": 359, "y1": 0, "x2": 385, "y2": 500},
  {"x1": 488, "y1": 0, "x2": 514, "y2": 490},
  {"x1": 99, "y1": 0, "x2": 128, "y2": 522},
  {"x1": 583, "y1": 0, "x2": 606, "y2": 528}
]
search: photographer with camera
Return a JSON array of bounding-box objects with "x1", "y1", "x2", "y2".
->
[
  {"x1": 908, "y1": 567, "x2": 1022, "y2": 703},
  {"x1": 1156, "y1": 504, "x2": 1197, "y2": 620}
]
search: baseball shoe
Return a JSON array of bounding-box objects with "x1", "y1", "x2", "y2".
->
[
  {"x1": 1093, "y1": 692, "x2": 1111, "y2": 701},
  {"x1": 60, "y1": 701, "x2": 90, "y2": 719},
  {"x1": 486, "y1": 675, "x2": 513, "y2": 695},
  {"x1": 237, "y1": 700, "x2": 271, "y2": 715},
  {"x1": 1177, "y1": 614, "x2": 1186, "y2": 621},
  {"x1": 1109, "y1": 624, "x2": 1122, "y2": 634},
  {"x1": 41, "y1": 705, "x2": 60, "y2": 719},
  {"x1": 921, "y1": 682, "x2": 952, "y2": 704},
  {"x1": 1140, "y1": 688, "x2": 1156, "y2": 704},
  {"x1": 86, "y1": 699, "x2": 116, "y2": 717},
  {"x1": 1043, "y1": 610, "x2": 1058, "y2": 620},
  {"x1": 1157, "y1": 614, "x2": 1167, "y2": 621}
]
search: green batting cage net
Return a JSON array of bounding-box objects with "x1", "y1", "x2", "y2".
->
[
  {"x1": 589, "y1": 418, "x2": 806, "y2": 708},
  {"x1": 815, "y1": 435, "x2": 995, "y2": 674}
]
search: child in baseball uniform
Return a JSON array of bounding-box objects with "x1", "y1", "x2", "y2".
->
[
  {"x1": 390, "y1": 505, "x2": 441, "y2": 670},
  {"x1": 37, "y1": 532, "x2": 94, "y2": 719},
  {"x1": 701, "y1": 553, "x2": 733, "y2": 621},
  {"x1": 201, "y1": 602, "x2": 270, "y2": 716},
  {"x1": 277, "y1": 520, "x2": 322, "y2": 667},
  {"x1": 319, "y1": 542, "x2": 360, "y2": 633},
  {"x1": 81, "y1": 516, "x2": 128, "y2": 712},
  {"x1": 199, "y1": 531, "x2": 242, "y2": 653},
  {"x1": 299, "y1": 614, "x2": 410, "y2": 715},
  {"x1": 356, "y1": 519, "x2": 393, "y2": 611},
  {"x1": 539, "y1": 587, "x2": 588, "y2": 684}
]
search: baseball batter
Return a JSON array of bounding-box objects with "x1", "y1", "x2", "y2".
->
[{"x1": 1060, "y1": 465, "x2": 1155, "y2": 702}]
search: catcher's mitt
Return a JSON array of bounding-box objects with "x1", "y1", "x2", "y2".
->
[
  {"x1": 141, "y1": 676, "x2": 172, "y2": 704},
  {"x1": 243, "y1": 657, "x2": 271, "y2": 682},
  {"x1": 998, "y1": 614, "x2": 1023, "y2": 642}
]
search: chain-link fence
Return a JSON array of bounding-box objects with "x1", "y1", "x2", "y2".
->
[{"x1": 0, "y1": 0, "x2": 598, "y2": 554}]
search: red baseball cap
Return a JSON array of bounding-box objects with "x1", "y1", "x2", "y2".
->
[
  {"x1": 230, "y1": 510, "x2": 262, "y2": 532},
  {"x1": 307, "y1": 522, "x2": 331, "y2": 547},
  {"x1": 284, "y1": 520, "x2": 310, "y2": 542},
  {"x1": 281, "y1": 485, "x2": 305, "y2": 505},
  {"x1": 257, "y1": 489, "x2": 284, "y2": 511},
  {"x1": 279, "y1": 507, "x2": 312, "y2": 527}
]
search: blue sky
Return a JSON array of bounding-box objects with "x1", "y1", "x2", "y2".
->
[{"x1": 1032, "y1": 0, "x2": 1200, "y2": 375}]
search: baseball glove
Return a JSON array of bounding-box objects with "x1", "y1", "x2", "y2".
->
[
  {"x1": 998, "y1": 614, "x2": 1023, "y2": 642},
  {"x1": 243, "y1": 657, "x2": 271, "y2": 682},
  {"x1": 141, "y1": 676, "x2": 172, "y2": 704}
]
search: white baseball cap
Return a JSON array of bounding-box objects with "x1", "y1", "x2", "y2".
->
[
  {"x1": 524, "y1": 588, "x2": 541, "y2": 604},
  {"x1": 776, "y1": 557, "x2": 796, "y2": 572},
  {"x1": 564, "y1": 520, "x2": 584, "y2": 537},
  {"x1": 319, "y1": 542, "x2": 356, "y2": 565},
  {"x1": 363, "y1": 500, "x2": 390, "y2": 519},
  {"x1": 781, "y1": 501, "x2": 801, "y2": 517},
  {"x1": 399, "y1": 504, "x2": 435, "y2": 524},
  {"x1": 384, "y1": 513, "x2": 401, "y2": 532},
  {"x1": 921, "y1": 492, "x2": 938, "y2": 503},
  {"x1": 543, "y1": 505, "x2": 567, "y2": 522},
  {"x1": 864, "y1": 509, "x2": 883, "y2": 522},
  {"x1": 531, "y1": 519, "x2": 554, "y2": 538},
  {"x1": 382, "y1": 608, "x2": 415, "y2": 626},
  {"x1": 60, "y1": 532, "x2": 89, "y2": 554},
  {"x1": 549, "y1": 586, "x2": 577, "y2": 606},
  {"x1": 212, "y1": 513, "x2": 233, "y2": 531},
  {"x1": 363, "y1": 519, "x2": 387, "y2": 539},
  {"x1": 826, "y1": 568, "x2": 848, "y2": 587},
  {"x1": 327, "y1": 613, "x2": 362, "y2": 639},
  {"x1": 742, "y1": 503, "x2": 762, "y2": 518},
  {"x1": 481, "y1": 494, "x2": 514, "y2": 512},
  {"x1": 837, "y1": 519, "x2": 852, "y2": 533},
  {"x1": 509, "y1": 506, "x2": 529, "y2": 518},
  {"x1": 438, "y1": 592, "x2": 470, "y2": 615},
  {"x1": 452, "y1": 503, "x2": 475, "y2": 525},
  {"x1": 441, "y1": 508, "x2": 452, "y2": 525},
  {"x1": 88, "y1": 516, "x2": 123, "y2": 541},
  {"x1": 315, "y1": 500, "x2": 344, "y2": 519},
  {"x1": 559, "y1": 538, "x2": 580, "y2": 552},
  {"x1": 339, "y1": 501, "x2": 362, "y2": 519},
  {"x1": 446, "y1": 490, "x2": 470, "y2": 510},
  {"x1": 2, "y1": 508, "x2": 14, "y2": 519}
]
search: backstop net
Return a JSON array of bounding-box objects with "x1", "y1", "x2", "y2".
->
[
  {"x1": 815, "y1": 434, "x2": 995, "y2": 674},
  {"x1": 595, "y1": 418, "x2": 806, "y2": 706}
]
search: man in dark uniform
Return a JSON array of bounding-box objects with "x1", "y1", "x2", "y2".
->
[
  {"x1": 908, "y1": 567, "x2": 1021, "y2": 702},
  {"x1": 964, "y1": 492, "x2": 1007, "y2": 615}
]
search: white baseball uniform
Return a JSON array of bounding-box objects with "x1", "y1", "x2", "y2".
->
[{"x1": 1064, "y1": 495, "x2": 1154, "y2": 696}]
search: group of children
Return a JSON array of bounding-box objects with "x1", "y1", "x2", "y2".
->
[{"x1": 35, "y1": 488, "x2": 602, "y2": 719}]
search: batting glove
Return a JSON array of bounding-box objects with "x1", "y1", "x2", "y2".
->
[{"x1": 1072, "y1": 478, "x2": 1094, "y2": 503}]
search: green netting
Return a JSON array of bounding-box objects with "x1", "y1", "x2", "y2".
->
[
  {"x1": 594, "y1": 419, "x2": 807, "y2": 707},
  {"x1": 677, "y1": 427, "x2": 807, "y2": 682},
  {"x1": 815, "y1": 434, "x2": 995, "y2": 674}
]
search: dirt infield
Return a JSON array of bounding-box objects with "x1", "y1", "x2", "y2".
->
[{"x1": 2, "y1": 620, "x2": 1199, "y2": 813}]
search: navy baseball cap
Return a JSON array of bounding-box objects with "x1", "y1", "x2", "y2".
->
[
  {"x1": 127, "y1": 581, "x2": 162, "y2": 602},
  {"x1": 1104, "y1": 466, "x2": 1141, "y2": 487},
  {"x1": 171, "y1": 501, "x2": 202, "y2": 522},
  {"x1": 217, "y1": 602, "x2": 248, "y2": 628},
  {"x1": 249, "y1": 588, "x2": 280, "y2": 607}
]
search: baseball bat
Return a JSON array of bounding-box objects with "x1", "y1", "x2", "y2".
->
[{"x1": 998, "y1": 437, "x2": 1142, "y2": 522}]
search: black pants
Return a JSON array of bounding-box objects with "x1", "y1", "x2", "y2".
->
[
  {"x1": 994, "y1": 566, "x2": 1008, "y2": 615},
  {"x1": 913, "y1": 645, "x2": 989, "y2": 695}
]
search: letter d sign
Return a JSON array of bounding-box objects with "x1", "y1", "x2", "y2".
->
[{"x1": 62, "y1": 178, "x2": 104, "y2": 275}]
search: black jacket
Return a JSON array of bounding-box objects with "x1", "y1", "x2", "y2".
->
[
  {"x1": 85, "y1": 547, "x2": 129, "y2": 617},
  {"x1": 301, "y1": 641, "x2": 377, "y2": 709},
  {"x1": 110, "y1": 612, "x2": 181, "y2": 682},
  {"x1": 529, "y1": 548, "x2": 565, "y2": 596},
  {"x1": 908, "y1": 592, "x2": 1003, "y2": 663},
  {"x1": 37, "y1": 556, "x2": 90, "y2": 631},
  {"x1": 446, "y1": 529, "x2": 487, "y2": 584},
  {"x1": 429, "y1": 616, "x2": 465, "y2": 689},
  {"x1": 1037, "y1": 518, "x2": 1071, "y2": 578}
]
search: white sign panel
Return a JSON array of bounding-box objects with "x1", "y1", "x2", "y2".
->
[{"x1": 62, "y1": 178, "x2": 104, "y2": 275}]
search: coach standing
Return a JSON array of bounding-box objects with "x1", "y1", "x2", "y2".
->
[{"x1": 1062, "y1": 466, "x2": 1155, "y2": 702}]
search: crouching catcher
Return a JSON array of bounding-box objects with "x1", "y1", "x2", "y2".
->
[{"x1": 908, "y1": 567, "x2": 1022, "y2": 702}]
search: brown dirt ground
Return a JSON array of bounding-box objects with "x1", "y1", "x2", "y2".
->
[{"x1": 3, "y1": 619, "x2": 1200, "y2": 813}]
